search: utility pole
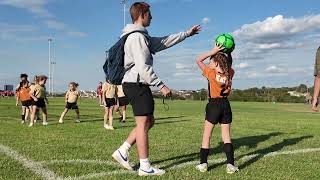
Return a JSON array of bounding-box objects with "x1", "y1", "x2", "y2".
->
[
  {"x1": 120, "y1": 0, "x2": 128, "y2": 28},
  {"x1": 48, "y1": 38, "x2": 52, "y2": 96},
  {"x1": 51, "y1": 61, "x2": 56, "y2": 95}
]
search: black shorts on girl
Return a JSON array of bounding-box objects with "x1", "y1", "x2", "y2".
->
[
  {"x1": 205, "y1": 98, "x2": 232, "y2": 124},
  {"x1": 105, "y1": 98, "x2": 115, "y2": 108},
  {"x1": 21, "y1": 100, "x2": 32, "y2": 107},
  {"x1": 65, "y1": 102, "x2": 78, "y2": 109},
  {"x1": 118, "y1": 96, "x2": 129, "y2": 106},
  {"x1": 35, "y1": 98, "x2": 46, "y2": 108},
  {"x1": 122, "y1": 83, "x2": 154, "y2": 116}
]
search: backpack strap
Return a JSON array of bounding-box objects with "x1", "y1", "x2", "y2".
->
[{"x1": 123, "y1": 30, "x2": 153, "y2": 54}]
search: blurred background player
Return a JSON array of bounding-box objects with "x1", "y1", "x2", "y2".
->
[
  {"x1": 114, "y1": 85, "x2": 129, "y2": 123},
  {"x1": 312, "y1": 46, "x2": 320, "y2": 111},
  {"x1": 97, "y1": 82, "x2": 103, "y2": 106},
  {"x1": 29, "y1": 75, "x2": 49, "y2": 127},
  {"x1": 15, "y1": 81, "x2": 32, "y2": 124},
  {"x1": 102, "y1": 80, "x2": 116, "y2": 130},
  {"x1": 59, "y1": 82, "x2": 80, "y2": 123}
]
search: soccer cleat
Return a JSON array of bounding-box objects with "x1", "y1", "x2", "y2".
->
[
  {"x1": 58, "y1": 119, "x2": 64, "y2": 124},
  {"x1": 196, "y1": 163, "x2": 208, "y2": 172},
  {"x1": 138, "y1": 167, "x2": 166, "y2": 176},
  {"x1": 21, "y1": 120, "x2": 25, "y2": 124},
  {"x1": 226, "y1": 163, "x2": 239, "y2": 174},
  {"x1": 112, "y1": 149, "x2": 133, "y2": 170},
  {"x1": 28, "y1": 123, "x2": 34, "y2": 127},
  {"x1": 42, "y1": 121, "x2": 48, "y2": 126},
  {"x1": 108, "y1": 126, "x2": 114, "y2": 130},
  {"x1": 104, "y1": 124, "x2": 110, "y2": 129},
  {"x1": 75, "y1": 119, "x2": 80, "y2": 123}
]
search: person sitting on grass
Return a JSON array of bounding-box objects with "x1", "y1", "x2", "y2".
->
[{"x1": 59, "y1": 82, "x2": 80, "y2": 124}]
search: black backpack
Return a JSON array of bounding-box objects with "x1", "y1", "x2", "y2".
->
[{"x1": 103, "y1": 31, "x2": 148, "y2": 85}]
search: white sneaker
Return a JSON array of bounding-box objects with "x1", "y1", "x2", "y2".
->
[
  {"x1": 108, "y1": 126, "x2": 114, "y2": 130},
  {"x1": 28, "y1": 123, "x2": 34, "y2": 127},
  {"x1": 226, "y1": 163, "x2": 239, "y2": 174},
  {"x1": 42, "y1": 121, "x2": 48, "y2": 126},
  {"x1": 138, "y1": 166, "x2": 165, "y2": 176},
  {"x1": 58, "y1": 119, "x2": 63, "y2": 124},
  {"x1": 104, "y1": 124, "x2": 110, "y2": 129},
  {"x1": 112, "y1": 149, "x2": 133, "y2": 170},
  {"x1": 75, "y1": 119, "x2": 80, "y2": 123},
  {"x1": 196, "y1": 163, "x2": 208, "y2": 172},
  {"x1": 21, "y1": 120, "x2": 25, "y2": 124}
]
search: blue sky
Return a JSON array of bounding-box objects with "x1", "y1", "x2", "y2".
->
[{"x1": 0, "y1": 0, "x2": 320, "y2": 91}]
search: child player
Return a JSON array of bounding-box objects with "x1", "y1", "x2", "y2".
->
[
  {"x1": 59, "y1": 82, "x2": 80, "y2": 123},
  {"x1": 195, "y1": 44, "x2": 239, "y2": 173},
  {"x1": 16, "y1": 81, "x2": 32, "y2": 124},
  {"x1": 102, "y1": 80, "x2": 116, "y2": 130}
]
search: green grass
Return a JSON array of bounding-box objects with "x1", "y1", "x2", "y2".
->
[{"x1": 1, "y1": 97, "x2": 320, "y2": 180}]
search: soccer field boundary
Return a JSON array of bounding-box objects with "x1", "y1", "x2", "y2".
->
[
  {"x1": 0, "y1": 144, "x2": 62, "y2": 180},
  {"x1": 26, "y1": 148, "x2": 320, "y2": 180}
]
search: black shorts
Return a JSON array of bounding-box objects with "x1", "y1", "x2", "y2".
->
[
  {"x1": 105, "y1": 98, "x2": 115, "y2": 108},
  {"x1": 34, "y1": 98, "x2": 46, "y2": 108},
  {"x1": 123, "y1": 83, "x2": 154, "y2": 116},
  {"x1": 118, "y1": 96, "x2": 129, "y2": 106},
  {"x1": 21, "y1": 100, "x2": 32, "y2": 107},
  {"x1": 66, "y1": 102, "x2": 79, "y2": 109},
  {"x1": 205, "y1": 98, "x2": 232, "y2": 125}
]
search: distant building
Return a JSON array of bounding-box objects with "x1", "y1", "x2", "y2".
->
[{"x1": 4, "y1": 85, "x2": 13, "y2": 91}]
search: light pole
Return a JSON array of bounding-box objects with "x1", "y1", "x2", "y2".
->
[
  {"x1": 120, "y1": 0, "x2": 128, "y2": 28},
  {"x1": 51, "y1": 61, "x2": 56, "y2": 95},
  {"x1": 48, "y1": 38, "x2": 52, "y2": 96}
]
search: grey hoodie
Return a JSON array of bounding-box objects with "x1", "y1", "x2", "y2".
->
[{"x1": 121, "y1": 24, "x2": 189, "y2": 89}]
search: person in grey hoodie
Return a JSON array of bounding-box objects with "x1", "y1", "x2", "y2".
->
[{"x1": 112, "y1": 2, "x2": 201, "y2": 176}]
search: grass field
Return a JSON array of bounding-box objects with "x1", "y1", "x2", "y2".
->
[{"x1": 1, "y1": 97, "x2": 320, "y2": 180}]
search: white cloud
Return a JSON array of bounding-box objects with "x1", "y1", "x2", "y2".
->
[
  {"x1": 45, "y1": 20, "x2": 66, "y2": 30},
  {"x1": 202, "y1": 17, "x2": 210, "y2": 25},
  {"x1": 67, "y1": 31, "x2": 87, "y2": 38},
  {"x1": 0, "y1": 0, "x2": 52, "y2": 17},
  {"x1": 0, "y1": 23, "x2": 37, "y2": 40},
  {"x1": 233, "y1": 14, "x2": 320, "y2": 43},
  {"x1": 236, "y1": 62, "x2": 250, "y2": 69},
  {"x1": 265, "y1": 65, "x2": 285, "y2": 73}
]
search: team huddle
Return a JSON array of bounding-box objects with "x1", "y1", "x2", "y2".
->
[{"x1": 15, "y1": 1, "x2": 239, "y2": 177}]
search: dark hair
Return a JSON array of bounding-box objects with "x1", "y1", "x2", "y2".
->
[
  {"x1": 20, "y1": 73, "x2": 28, "y2": 78},
  {"x1": 70, "y1": 82, "x2": 79, "y2": 87},
  {"x1": 17, "y1": 81, "x2": 29, "y2": 91},
  {"x1": 130, "y1": 2, "x2": 150, "y2": 22},
  {"x1": 212, "y1": 52, "x2": 233, "y2": 87}
]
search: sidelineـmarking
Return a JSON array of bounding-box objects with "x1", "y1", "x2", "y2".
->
[
  {"x1": 41, "y1": 159, "x2": 120, "y2": 167},
  {"x1": 0, "y1": 144, "x2": 62, "y2": 180}
]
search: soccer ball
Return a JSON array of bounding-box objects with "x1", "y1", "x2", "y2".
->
[{"x1": 215, "y1": 33, "x2": 235, "y2": 53}]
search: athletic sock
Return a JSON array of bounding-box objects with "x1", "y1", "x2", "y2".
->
[
  {"x1": 21, "y1": 115, "x2": 25, "y2": 121},
  {"x1": 223, "y1": 143, "x2": 235, "y2": 165},
  {"x1": 200, "y1": 148, "x2": 209, "y2": 164},
  {"x1": 140, "y1": 158, "x2": 151, "y2": 170},
  {"x1": 119, "y1": 141, "x2": 131, "y2": 155}
]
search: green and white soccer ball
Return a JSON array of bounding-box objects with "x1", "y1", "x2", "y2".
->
[{"x1": 215, "y1": 33, "x2": 235, "y2": 53}]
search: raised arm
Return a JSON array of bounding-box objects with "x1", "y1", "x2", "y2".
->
[
  {"x1": 149, "y1": 25, "x2": 201, "y2": 53},
  {"x1": 196, "y1": 44, "x2": 224, "y2": 71}
]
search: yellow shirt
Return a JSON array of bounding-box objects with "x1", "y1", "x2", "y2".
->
[
  {"x1": 30, "y1": 84, "x2": 46, "y2": 99},
  {"x1": 116, "y1": 85, "x2": 125, "y2": 98},
  {"x1": 66, "y1": 90, "x2": 79, "y2": 103},
  {"x1": 102, "y1": 82, "x2": 115, "y2": 98}
]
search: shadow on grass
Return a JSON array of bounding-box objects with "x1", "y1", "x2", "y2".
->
[{"x1": 154, "y1": 132, "x2": 283, "y2": 169}]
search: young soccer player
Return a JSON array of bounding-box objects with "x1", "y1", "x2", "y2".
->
[
  {"x1": 29, "y1": 76, "x2": 41, "y2": 121},
  {"x1": 97, "y1": 82, "x2": 103, "y2": 106},
  {"x1": 102, "y1": 81, "x2": 116, "y2": 130},
  {"x1": 29, "y1": 75, "x2": 49, "y2": 127},
  {"x1": 59, "y1": 82, "x2": 80, "y2": 123},
  {"x1": 15, "y1": 81, "x2": 32, "y2": 124},
  {"x1": 111, "y1": 2, "x2": 200, "y2": 176},
  {"x1": 114, "y1": 85, "x2": 129, "y2": 123},
  {"x1": 195, "y1": 44, "x2": 239, "y2": 173}
]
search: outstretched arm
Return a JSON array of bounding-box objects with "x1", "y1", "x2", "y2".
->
[
  {"x1": 150, "y1": 25, "x2": 201, "y2": 53},
  {"x1": 196, "y1": 44, "x2": 224, "y2": 71}
]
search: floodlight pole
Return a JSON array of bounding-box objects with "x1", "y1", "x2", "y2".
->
[
  {"x1": 120, "y1": 0, "x2": 128, "y2": 28},
  {"x1": 51, "y1": 61, "x2": 56, "y2": 95},
  {"x1": 48, "y1": 38, "x2": 52, "y2": 96}
]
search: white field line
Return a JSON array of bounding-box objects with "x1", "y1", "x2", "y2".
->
[
  {"x1": 35, "y1": 148, "x2": 320, "y2": 180},
  {"x1": 0, "y1": 144, "x2": 62, "y2": 180},
  {"x1": 166, "y1": 148, "x2": 320, "y2": 170},
  {"x1": 41, "y1": 159, "x2": 120, "y2": 167},
  {"x1": 0, "y1": 116, "x2": 102, "y2": 122}
]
